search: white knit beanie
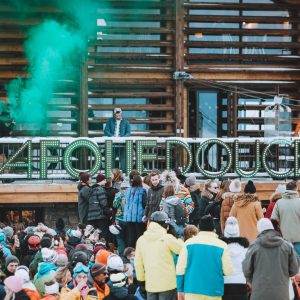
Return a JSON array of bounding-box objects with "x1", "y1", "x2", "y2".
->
[
  {"x1": 224, "y1": 217, "x2": 240, "y2": 238},
  {"x1": 229, "y1": 179, "x2": 242, "y2": 193},
  {"x1": 45, "y1": 282, "x2": 59, "y2": 295},
  {"x1": 257, "y1": 218, "x2": 274, "y2": 233},
  {"x1": 41, "y1": 248, "x2": 57, "y2": 263}
]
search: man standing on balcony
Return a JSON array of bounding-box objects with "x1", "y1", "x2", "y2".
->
[
  {"x1": 104, "y1": 108, "x2": 131, "y2": 171},
  {"x1": 104, "y1": 108, "x2": 131, "y2": 138}
]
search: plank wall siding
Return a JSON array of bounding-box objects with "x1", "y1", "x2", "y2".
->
[{"x1": 0, "y1": 0, "x2": 299, "y2": 138}]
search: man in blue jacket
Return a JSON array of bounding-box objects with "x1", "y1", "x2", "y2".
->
[
  {"x1": 104, "y1": 108, "x2": 131, "y2": 170},
  {"x1": 104, "y1": 108, "x2": 131, "y2": 138}
]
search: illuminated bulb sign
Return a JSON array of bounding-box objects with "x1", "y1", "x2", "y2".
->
[{"x1": 0, "y1": 138, "x2": 298, "y2": 179}]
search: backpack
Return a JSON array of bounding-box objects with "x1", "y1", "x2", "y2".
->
[{"x1": 175, "y1": 203, "x2": 187, "y2": 225}]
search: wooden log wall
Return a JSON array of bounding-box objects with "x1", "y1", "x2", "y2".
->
[
  {"x1": 0, "y1": 181, "x2": 291, "y2": 203},
  {"x1": 0, "y1": 0, "x2": 299, "y2": 138}
]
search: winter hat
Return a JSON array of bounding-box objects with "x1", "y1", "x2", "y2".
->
[
  {"x1": 0, "y1": 232, "x2": 6, "y2": 243},
  {"x1": 35, "y1": 262, "x2": 58, "y2": 280},
  {"x1": 95, "y1": 240, "x2": 107, "y2": 250},
  {"x1": 107, "y1": 255, "x2": 124, "y2": 272},
  {"x1": 93, "y1": 245, "x2": 105, "y2": 257},
  {"x1": 55, "y1": 253, "x2": 68, "y2": 268},
  {"x1": 199, "y1": 215, "x2": 215, "y2": 232},
  {"x1": 4, "y1": 275, "x2": 23, "y2": 293},
  {"x1": 114, "y1": 107, "x2": 122, "y2": 114},
  {"x1": 96, "y1": 249, "x2": 111, "y2": 265},
  {"x1": 185, "y1": 175, "x2": 196, "y2": 187},
  {"x1": 224, "y1": 217, "x2": 240, "y2": 238},
  {"x1": 275, "y1": 184, "x2": 286, "y2": 194},
  {"x1": 40, "y1": 236, "x2": 52, "y2": 249},
  {"x1": 24, "y1": 226, "x2": 36, "y2": 235},
  {"x1": 15, "y1": 265, "x2": 30, "y2": 281},
  {"x1": 244, "y1": 180, "x2": 256, "y2": 194},
  {"x1": 3, "y1": 226, "x2": 14, "y2": 239},
  {"x1": 73, "y1": 262, "x2": 89, "y2": 278},
  {"x1": 257, "y1": 218, "x2": 274, "y2": 233},
  {"x1": 28, "y1": 235, "x2": 41, "y2": 249},
  {"x1": 96, "y1": 173, "x2": 106, "y2": 183},
  {"x1": 15, "y1": 266, "x2": 37, "y2": 291},
  {"x1": 160, "y1": 170, "x2": 179, "y2": 186},
  {"x1": 71, "y1": 230, "x2": 82, "y2": 239},
  {"x1": 229, "y1": 179, "x2": 242, "y2": 193},
  {"x1": 42, "y1": 248, "x2": 57, "y2": 263},
  {"x1": 45, "y1": 281, "x2": 59, "y2": 295},
  {"x1": 46, "y1": 228, "x2": 57, "y2": 237},
  {"x1": 71, "y1": 250, "x2": 89, "y2": 267},
  {"x1": 110, "y1": 273, "x2": 127, "y2": 288},
  {"x1": 90, "y1": 262, "x2": 107, "y2": 278},
  {"x1": 5, "y1": 255, "x2": 19, "y2": 268}
]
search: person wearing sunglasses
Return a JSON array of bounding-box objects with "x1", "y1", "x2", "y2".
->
[
  {"x1": 61, "y1": 262, "x2": 90, "y2": 300},
  {"x1": 87, "y1": 263, "x2": 110, "y2": 300}
]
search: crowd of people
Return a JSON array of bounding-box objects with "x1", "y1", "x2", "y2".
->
[{"x1": 0, "y1": 168, "x2": 299, "y2": 300}]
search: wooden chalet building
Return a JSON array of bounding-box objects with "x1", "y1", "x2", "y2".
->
[{"x1": 0, "y1": 0, "x2": 299, "y2": 225}]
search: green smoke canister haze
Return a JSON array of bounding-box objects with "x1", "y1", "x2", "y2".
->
[
  {"x1": 5, "y1": 19, "x2": 85, "y2": 135},
  {"x1": 5, "y1": 0, "x2": 102, "y2": 136}
]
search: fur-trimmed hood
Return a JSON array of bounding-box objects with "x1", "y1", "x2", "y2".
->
[{"x1": 234, "y1": 193, "x2": 258, "y2": 207}]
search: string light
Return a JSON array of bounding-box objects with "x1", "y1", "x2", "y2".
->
[
  {"x1": 262, "y1": 139, "x2": 293, "y2": 178},
  {"x1": 136, "y1": 140, "x2": 157, "y2": 174},
  {"x1": 195, "y1": 139, "x2": 233, "y2": 178},
  {"x1": 166, "y1": 140, "x2": 193, "y2": 175},
  {"x1": 40, "y1": 140, "x2": 60, "y2": 179},
  {"x1": 295, "y1": 140, "x2": 299, "y2": 177},
  {"x1": 105, "y1": 140, "x2": 112, "y2": 177},
  {"x1": 63, "y1": 139, "x2": 101, "y2": 178},
  {"x1": 235, "y1": 140, "x2": 260, "y2": 177},
  {"x1": 126, "y1": 140, "x2": 133, "y2": 175},
  {"x1": 0, "y1": 140, "x2": 32, "y2": 179}
]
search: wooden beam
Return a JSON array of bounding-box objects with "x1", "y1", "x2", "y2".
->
[
  {"x1": 185, "y1": 15, "x2": 300, "y2": 23},
  {"x1": 89, "y1": 104, "x2": 175, "y2": 111},
  {"x1": 185, "y1": 28, "x2": 300, "y2": 36},
  {"x1": 186, "y1": 54, "x2": 300, "y2": 63},
  {"x1": 88, "y1": 92, "x2": 174, "y2": 98},
  {"x1": 175, "y1": 0, "x2": 185, "y2": 138},
  {"x1": 186, "y1": 41, "x2": 300, "y2": 49},
  {"x1": 0, "y1": 182, "x2": 292, "y2": 204},
  {"x1": 184, "y1": 2, "x2": 299, "y2": 10}
]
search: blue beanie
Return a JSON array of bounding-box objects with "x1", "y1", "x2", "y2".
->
[{"x1": 36, "y1": 262, "x2": 58, "y2": 280}]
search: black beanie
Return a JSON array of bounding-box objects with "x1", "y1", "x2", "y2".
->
[
  {"x1": 71, "y1": 250, "x2": 89, "y2": 267},
  {"x1": 199, "y1": 215, "x2": 215, "y2": 232},
  {"x1": 244, "y1": 180, "x2": 256, "y2": 194},
  {"x1": 40, "y1": 237, "x2": 52, "y2": 248}
]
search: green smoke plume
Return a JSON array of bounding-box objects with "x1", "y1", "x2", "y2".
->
[{"x1": 5, "y1": 0, "x2": 101, "y2": 135}]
